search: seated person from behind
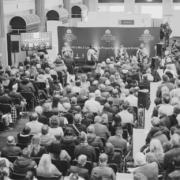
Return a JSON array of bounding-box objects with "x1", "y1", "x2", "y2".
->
[
  {"x1": 13, "y1": 148, "x2": 37, "y2": 175},
  {"x1": 87, "y1": 125, "x2": 104, "y2": 152},
  {"x1": 38, "y1": 125, "x2": 56, "y2": 146},
  {"x1": 133, "y1": 152, "x2": 158, "y2": 180},
  {"x1": 36, "y1": 154, "x2": 62, "y2": 178},
  {"x1": 0, "y1": 89, "x2": 12, "y2": 104},
  {"x1": 17, "y1": 126, "x2": 33, "y2": 144},
  {"x1": 1, "y1": 136, "x2": 22, "y2": 157},
  {"x1": 68, "y1": 155, "x2": 89, "y2": 180},
  {"x1": 74, "y1": 132, "x2": 96, "y2": 163},
  {"x1": 91, "y1": 153, "x2": 116, "y2": 180}
]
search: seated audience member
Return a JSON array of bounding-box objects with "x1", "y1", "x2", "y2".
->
[
  {"x1": 84, "y1": 93, "x2": 102, "y2": 114},
  {"x1": 36, "y1": 154, "x2": 62, "y2": 178},
  {"x1": 13, "y1": 148, "x2": 36, "y2": 175},
  {"x1": 9, "y1": 84, "x2": 25, "y2": 101},
  {"x1": 68, "y1": 155, "x2": 89, "y2": 180},
  {"x1": 81, "y1": 110, "x2": 94, "y2": 127},
  {"x1": 68, "y1": 114, "x2": 87, "y2": 136},
  {"x1": 88, "y1": 80, "x2": 99, "y2": 93},
  {"x1": 26, "y1": 113, "x2": 43, "y2": 135},
  {"x1": 61, "y1": 127, "x2": 79, "y2": 146},
  {"x1": 102, "y1": 103, "x2": 113, "y2": 122},
  {"x1": 38, "y1": 125, "x2": 56, "y2": 146},
  {"x1": 1, "y1": 136, "x2": 22, "y2": 157},
  {"x1": 111, "y1": 89, "x2": 122, "y2": 107},
  {"x1": 133, "y1": 173, "x2": 148, "y2": 180},
  {"x1": 64, "y1": 85, "x2": 74, "y2": 99},
  {"x1": 87, "y1": 125, "x2": 104, "y2": 151},
  {"x1": 133, "y1": 152, "x2": 158, "y2": 180},
  {"x1": 0, "y1": 89, "x2": 12, "y2": 104},
  {"x1": 49, "y1": 115, "x2": 64, "y2": 137},
  {"x1": 49, "y1": 140, "x2": 71, "y2": 162},
  {"x1": 95, "y1": 90, "x2": 107, "y2": 105},
  {"x1": 120, "y1": 82, "x2": 129, "y2": 96},
  {"x1": 72, "y1": 80, "x2": 82, "y2": 95},
  {"x1": 111, "y1": 115, "x2": 122, "y2": 136},
  {"x1": 77, "y1": 88, "x2": 88, "y2": 104},
  {"x1": 28, "y1": 135, "x2": 47, "y2": 157},
  {"x1": 17, "y1": 126, "x2": 33, "y2": 144},
  {"x1": 125, "y1": 87, "x2": 138, "y2": 108},
  {"x1": 105, "y1": 142, "x2": 121, "y2": 167},
  {"x1": 125, "y1": 77, "x2": 136, "y2": 89},
  {"x1": 164, "y1": 134, "x2": 180, "y2": 173},
  {"x1": 93, "y1": 116, "x2": 110, "y2": 141},
  {"x1": 101, "y1": 113, "x2": 109, "y2": 125},
  {"x1": 118, "y1": 102, "x2": 133, "y2": 124},
  {"x1": 70, "y1": 97, "x2": 81, "y2": 113},
  {"x1": 91, "y1": 153, "x2": 116, "y2": 180},
  {"x1": 108, "y1": 127, "x2": 127, "y2": 154},
  {"x1": 35, "y1": 106, "x2": 49, "y2": 125},
  {"x1": 18, "y1": 76, "x2": 35, "y2": 94},
  {"x1": 74, "y1": 132, "x2": 96, "y2": 162}
]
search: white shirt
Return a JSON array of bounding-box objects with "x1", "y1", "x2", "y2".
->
[
  {"x1": 72, "y1": 86, "x2": 81, "y2": 94},
  {"x1": 84, "y1": 99, "x2": 102, "y2": 113},
  {"x1": 159, "y1": 104, "x2": 174, "y2": 116},
  {"x1": 118, "y1": 110, "x2": 133, "y2": 124},
  {"x1": 49, "y1": 127, "x2": 64, "y2": 137},
  {"x1": 26, "y1": 121, "x2": 43, "y2": 135},
  {"x1": 125, "y1": 94, "x2": 138, "y2": 107}
]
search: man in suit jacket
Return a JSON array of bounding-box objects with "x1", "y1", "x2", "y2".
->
[
  {"x1": 68, "y1": 155, "x2": 90, "y2": 180},
  {"x1": 9, "y1": 84, "x2": 24, "y2": 101},
  {"x1": 1, "y1": 136, "x2": 22, "y2": 157}
]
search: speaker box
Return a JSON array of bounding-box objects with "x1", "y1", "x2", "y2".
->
[
  {"x1": 157, "y1": 43, "x2": 166, "y2": 57},
  {"x1": 138, "y1": 89, "x2": 149, "y2": 108},
  {"x1": 11, "y1": 41, "x2": 19, "y2": 53},
  {"x1": 151, "y1": 57, "x2": 159, "y2": 70}
]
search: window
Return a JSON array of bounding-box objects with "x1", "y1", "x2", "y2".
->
[
  {"x1": 141, "y1": 6, "x2": 162, "y2": 19},
  {"x1": 98, "y1": 5, "x2": 124, "y2": 12},
  {"x1": 174, "y1": 6, "x2": 180, "y2": 10}
]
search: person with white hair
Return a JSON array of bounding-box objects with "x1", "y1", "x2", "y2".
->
[
  {"x1": 93, "y1": 116, "x2": 110, "y2": 141},
  {"x1": 68, "y1": 155, "x2": 89, "y2": 180},
  {"x1": 74, "y1": 132, "x2": 96, "y2": 162},
  {"x1": 35, "y1": 106, "x2": 48, "y2": 125},
  {"x1": 133, "y1": 152, "x2": 158, "y2": 180},
  {"x1": 36, "y1": 154, "x2": 62, "y2": 178},
  {"x1": 84, "y1": 93, "x2": 102, "y2": 114},
  {"x1": 91, "y1": 153, "x2": 116, "y2": 180},
  {"x1": 95, "y1": 63, "x2": 104, "y2": 76},
  {"x1": 120, "y1": 82, "x2": 129, "y2": 96},
  {"x1": 61, "y1": 42, "x2": 74, "y2": 59},
  {"x1": 68, "y1": 114, "x2": 86, "y2": 136}
]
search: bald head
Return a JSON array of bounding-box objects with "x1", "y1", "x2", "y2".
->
[
  {"x1": 41, "y1": 125, "x2": 49, "y2": 135},
  {"x1": 31, "y1": 112, "x2": 38, "y2": 121},
  {"x1": 78, "y1": 155, "x2": 87, "y2": 167},
  {"x1": 99, "y1": 153, "x2": 108, "y2": 164}
]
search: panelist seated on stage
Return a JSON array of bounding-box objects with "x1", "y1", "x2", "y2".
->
[
  {"x1": 116, "y1": 45, "x2": 128, "y2": 60},
  {"x1": 61, "y1": 42, "x2": 74, "y2": 59},
  {"x1": 87, "y1": 45, "x2": 99, "y2": 65}
]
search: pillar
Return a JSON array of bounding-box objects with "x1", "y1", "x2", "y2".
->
[
  {"x1": 64, "y1": 0, "x2": 71, "y2": 19},
  {"x1": 163, "y1": 0, "x2": 173, "y2": 29},
  {"x1": 0, "y1": 0, "x2": 8, "y2": 67},
  {"x1": 35, "y1": 0, "x2": 46, "y2": 32},
  {"x1": 83, "y1": 0, "x2": 98, "y2": 12}
]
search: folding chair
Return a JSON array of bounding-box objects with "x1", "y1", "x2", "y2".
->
[
  {"x1": 108, "y1": 163, "x2": 118, "y2": 174},
  {"x1": 11, "y1": 173, "x2": 26, "y2": 180},
  {"x1": 94, "y1": 147, "x2": 100, "y2": 162}
]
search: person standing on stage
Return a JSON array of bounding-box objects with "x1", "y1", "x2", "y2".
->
[
  {"x1": 61, "y1": 42, "x2": 74, "y2": 59},
  {"x1": 160, "y1": 24, "x2": 165, "y2": 42},
  {"x1": 87, "y1": 45, "x2": 98, "y2": 65},
  {"x1": 136, "y1": 43, "x2": 148, "y2": 63}
]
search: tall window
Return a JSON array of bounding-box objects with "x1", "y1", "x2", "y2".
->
[
  {"x1": 98, "y1": 5, "x2": 124, "y2": 12},
  {"x1": 141, "y1": 6, "x2": 162, "y2": 18}
]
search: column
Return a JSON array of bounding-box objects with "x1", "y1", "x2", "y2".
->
[
  {"x1": 0, "y1": 0, "x2": 8, "y2": 67},
  {"x1": 124, "y1": 0, "x2": 135, "y2": 14},
  {"x1": 83, "y1": 0, "x2": 98, "y2": 12},
  {"x1": 64, "y1": 0, "x2": 71, "y2": 19},
  {"x1": 35, "y1": 0, "x2": 46, "y2": 32}
]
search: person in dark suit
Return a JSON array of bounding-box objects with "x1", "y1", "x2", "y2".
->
[
  {"x1": 0, "y1": 89, "x2": 12, "y2": 104},
  {"x1": 1, "y1": 136, "x2": 22, "y2": 157},
  {"x1": 68, "y1": 155, "x2": 90, "y2": 180}
]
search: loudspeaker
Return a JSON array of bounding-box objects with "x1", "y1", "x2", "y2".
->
[
  {"x1": 11, "y1": 41, "x2": 19, "y2": 53},
  {"x1": 138, "y1": 89, "x2": 149, "y2": 108},
  {"x1": 151, "y1": 57, "x2": 160, "y2": 70},
  {"x1": 157, "y1": 43, "x2": 166, "y2": 57}
]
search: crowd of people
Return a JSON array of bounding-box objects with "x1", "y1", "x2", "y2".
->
[{"x1": 0, "y1": 41, "x2": 179, "y2": 180}]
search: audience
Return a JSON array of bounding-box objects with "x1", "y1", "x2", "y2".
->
[{"x1": 17, "y1": 126, "x2": 33, "y2": 144}]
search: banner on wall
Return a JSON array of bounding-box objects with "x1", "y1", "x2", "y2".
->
[{"x1": 58, "y1": 27, "x2": 159, "y2": 61}]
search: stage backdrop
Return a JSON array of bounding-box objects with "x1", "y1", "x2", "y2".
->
[{"x1": 58, "y1": 27, "x2": 159, "y2": 61}]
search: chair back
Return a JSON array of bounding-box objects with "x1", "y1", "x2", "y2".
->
[
  {"x1": 108, "y1": 163, "x2": 118, "y2": 174},
  {"x1": 32, "y1": 157, "x2": 40, "y2": 165},
  {"x1": 38, "y1": 82, "x2": 46, "y2": 90},
  {"x1": 114, "y1": 148, "x2": 123, "y2": 156},
  {"x1": 43, "y1": 111, "x2": 53, "y2": 119},
  {"x1": 94, "y1": 147, "x2": 100, "y2": 162},
  {"x1": 16, "y1": 143, "x2": 29, "y2": 150},
  {"x1": 0, "y1": 104, "x2": 11, "y2": 114},
  {"x1": 11, "y1": 173, "x2": 26, "y2": 180},
  {"x1": 37, "y1": 176, "x2": 59, "y2": 180},
  {"x1": 52, "y1": 160, "x2": 70, "y2": 176},
  {"x1": 61, "y1": 145, "x2": 75, "y2": 160},
  {"x1": 6, "y1": 156, "x2": 18, "y2": 163},
  {"x1": 100, "y1": 137, "x2": 106, "y2": 147},
  {"x1": 20, "y1": 92, "x2": 33, "y2": 101},
  {"x1": 12, "y1": 98, "x2": 21, "y2": 105}
]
